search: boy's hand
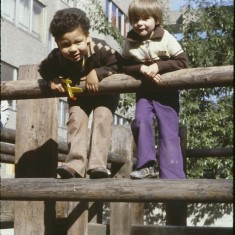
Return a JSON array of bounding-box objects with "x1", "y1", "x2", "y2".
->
[
  {"x1": 49, "y1": 78, "x2": 65, "y2": 92},
  {"x1": 86, "y1": 69, "x2": 99, "y2": 92},
  {"x1": 140, "y1": 64, "x2": 162, "y2": 84},
  {"x1": 146, "y1": 63, "x2": 160, "y2": 78},
  {"x1": 152, "y1": 74, "x2": 162, "y2": 84}
]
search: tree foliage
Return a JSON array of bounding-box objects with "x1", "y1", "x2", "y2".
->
[
  {"x1": 159, "y1": 0, "x2": 233, "y2": 226},
  {"x1": 77, "y1": 0, "x2": 124, "y2": 45},
  {"x1": 179, "y1": 0, "x2": 233, "y2": 180}
]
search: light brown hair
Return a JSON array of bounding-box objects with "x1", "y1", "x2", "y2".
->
[{"x1": 128, "y1": 0, "x2": 163, "y2": 25}]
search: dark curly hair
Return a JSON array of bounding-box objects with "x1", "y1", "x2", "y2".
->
[{"x1": 49, "y1": 8, "x2": 90, "y2": 39}]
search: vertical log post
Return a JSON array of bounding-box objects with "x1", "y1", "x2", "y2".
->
[
  {"x1": 109, "y1": 125, "x2": 134, "y2": 235},
  {"x1": 165, "y1": 126, "x2": 188, "y2": 226},
  {"x1": 129, "y1": 141, "x2": 144, "y2": 226},
  {"x1": 14, "y1": 65, "x2": 58, "y2": 235}
]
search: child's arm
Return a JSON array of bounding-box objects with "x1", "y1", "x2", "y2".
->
[
  {"x1": 141, "y1": 52, "x2": 188, "y2": 82},
  {"x1": 48, "y1": 78, "x2": 65, "y2": 92},
  {"x1": 156, "y1": 52, "x2": 188, "y2": 74},
  {"x1": 38, "y1": 49, "x2": 64, "y2": 91},
  {"x1": 85, "y1": 69, "x2": 99, "y2": 92}
]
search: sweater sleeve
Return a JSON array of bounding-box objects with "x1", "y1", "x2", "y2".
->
[
  {"x1": 119, "y1": 55, "x2": 143, "y2": 76},
  {"x1": 156, "y1": 31, "x2": 188, "y2": 73},
  {"x1": 92, "y1": 39, "x2": 120, "y2": 81},
  {"x1": 38, "y1": 49, "x2": 61, "y2": 82},
  {"x1": 156, "y1": 52, "x2": 188, "y2": 74},
  {"x1": 120, "y1": 39, "x2": 143, "y2": 76}
]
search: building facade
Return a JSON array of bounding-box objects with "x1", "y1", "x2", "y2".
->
[{"x1": 1, "y1": 0, "x2": 132, "y2": 135}]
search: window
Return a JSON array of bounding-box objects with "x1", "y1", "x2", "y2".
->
[
  {"x1": 1, "y1": 62, "x2": 18, "y2": 108},
  {"x1": 1, "y1": 0, "x2": 45, "y2": 40},
  {"x1": 1, "y1": 0, "x2": 16, "y2": 22},
  {"x1": 106, "y1": 0, "x2": 128, "y2": 36},
  {"x1": 18, "y1": 0, "x2": 30, "y2": 30},
  {"x1": 32, "y1": 0, "x2": 44, "y2": 38},
  {"x1": 59, "y1": 99, "x2": 69, "y2": 128}
]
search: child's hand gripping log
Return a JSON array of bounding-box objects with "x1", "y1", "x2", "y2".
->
[{"x1": 61, "y1": 78, "x2": 83, "y2": 100}]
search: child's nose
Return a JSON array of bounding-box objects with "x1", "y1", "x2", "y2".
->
[
  {"x1": 137, "y1": 20, "x2": 144, "y2": 26},
  {"x1": 69, "y1": 44, "x2": 77, "y2": 52}
]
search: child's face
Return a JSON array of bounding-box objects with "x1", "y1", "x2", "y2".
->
[
  {"x1": 56, "y1": 27, "x2": 90, "y2": 63},
  {"x1": 132, "y1": 16, "x2": 156, "y2": 39}
]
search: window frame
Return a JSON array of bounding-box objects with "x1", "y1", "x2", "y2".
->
[
  {"x1": 59, "y1": 99, "x2": 69, "y2": 129},
  {"x1": 1, "y1": 0, "x2": 45, "y2": 41},
  {"x1": 106, "y1": 0, "x2": 128, "y2": 36}
]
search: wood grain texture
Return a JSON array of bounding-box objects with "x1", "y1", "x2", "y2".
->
[
  {"x1": 14, "y1": 65, "x2": 58, "y2": 235},
  {"x1": 131, "y1": 225, "x2": 233, "y2": 235},
  {"x1": 1, "y1": 178, "x2": 232, "y2": 203},
  {"x1": 1, "y1": 65, "x2": 233, "y2": 100}
]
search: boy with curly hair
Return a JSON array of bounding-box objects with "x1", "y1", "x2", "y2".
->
[{"x1": 39, "y1": 8, "x2": 120, "y2": 179}]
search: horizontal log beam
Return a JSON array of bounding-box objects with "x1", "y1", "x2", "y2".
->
[
  {"x1": 0, "y1": 128, "x2": 127, "y2": 165},
  {"x1": 1, "y1": 65, "x2": 233, "y2": 100},
  {"x1": 0, "y1": 178, "x2": 233, "y2": 203},
  {"x1": 0, "y1": 153, "x2": 15, "y2": 164},
  {"x1": 1, "y1": 129, "x2": 233, "y2": 164},
  {"x1": 0, "y1": 128, "x2": 15, "y2": 144},
  {"x1": 187, "y1": 147, "x2": 233, "y2": 158},
  {"x1": 1, "y1": 143, "x2": 232, "y2": 164},
  {"x1": 131, "y1": 225, "x2": 233, "y2": 235},
  {"x1": 0, "y1": 144, "x2": 126, "y2": 166}
]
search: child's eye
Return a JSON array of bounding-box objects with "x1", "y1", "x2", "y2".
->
[
  {"x1": 143, "y1": 16, "x2": 150, "y2": 20},
  {"x1": 60, "y1": 42, "x2": 70, "y2": 48},
  {"x1": 75, "y1": 41, "x2": 82, "y2": 45},
  {"x1": 132, "y1": 17, "x2": 139, "y2": 23}
]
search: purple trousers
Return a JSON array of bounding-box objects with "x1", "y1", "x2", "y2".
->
[{"x1": 131, "y1": 92, "x2": 186, "y2": 179}]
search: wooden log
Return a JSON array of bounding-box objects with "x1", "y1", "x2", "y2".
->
[
  {"x1": 1, "y1": 65, "x2": 233, "y2": 100},
  {"x1": 0, "y1": 142, "x2": 15, "y2": 156},
  {"x1": 0, "y1": 153, "x2": 15, "y2": 163},
  {"x1": 0, "y1": 128, "x2": 15, "y2": 144},
  {"x1": 109, "y1": 126, "x2": 134, "y2": 235},
  {"x1": 0, "y1": 208, "x2": 108, "y2": 235},
  {"x1": 1, "y1": 178, "x2": 233, "y2": 203},
  {"x1": 130, "y1": 225, "x2": 233, "y2": 235},
  {"x1": 1, "y1": 128, "x2": 232, "y2": 164},
  {"x1": 0, "y1": 142, "x2": 126, "y2": 165},
  {"x1": 1, "y1": 128, "x2": 233, "y2": 160},
  {"x1": 187, "y1": 147, "x2": 233, "y2": 158},
  {"x1": 1, "y1": 145, "x2": 232, "y2": 166},
  {"x1": 14, "y1": 65, "x2": 58, "y2": 235},
  {"x1": 165, "y1": 127, "x2": 188, "y2": 226},
  {"x1": 1, "y1": 145, "x2": 232, "y2": 164}
]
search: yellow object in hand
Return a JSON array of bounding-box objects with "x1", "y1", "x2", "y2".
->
[{"x1": 61, "y1": 78, "x2": 83, "y2": 100}]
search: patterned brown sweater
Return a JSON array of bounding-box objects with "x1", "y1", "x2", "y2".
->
[{"x1": 38, "y1": 38, "x2": 120, "y2": 86}]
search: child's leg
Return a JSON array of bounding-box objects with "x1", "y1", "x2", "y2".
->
[
  {"x1": 87, "y1": 95, "x2": 119, "y2": 177},
  {"x1": 153, "y1": 101, "x2": 185, "y2": 179},
  {"x1": 64, "y1": 106, "x2": 89, "y2": 177},
  {"x1": 131, "y1": 98, "x2": 156, "y2": 169},
  {"x1": 87, "y1": 106, "x2": 113, "y2": 172}
]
